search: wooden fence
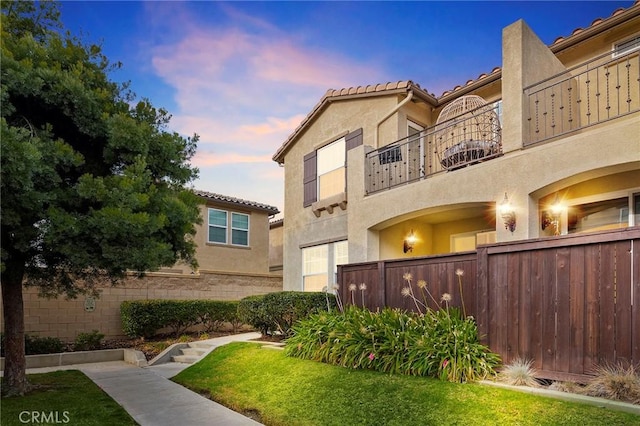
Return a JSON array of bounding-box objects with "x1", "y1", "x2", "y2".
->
[{"x1": 337, "y1": 227, "x2": 640, "y2": 381}]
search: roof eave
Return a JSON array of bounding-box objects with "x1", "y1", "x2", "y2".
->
[
  {"x1": 549, "y1": 5, "x2": 640, "y2": 53},
  {"x1": 437, "y1": 70, "x2": 502, "y2": 104},
  {"x1": 273, "y1": 83, "x2": 436, "y2": 164},
  {"x1": 195, "y1": 192, "x2": 280, "y2": 215}
]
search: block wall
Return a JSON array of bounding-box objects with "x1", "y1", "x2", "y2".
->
[{"x1": 0, "y1": 271, "x2": 282, "y2": 341}]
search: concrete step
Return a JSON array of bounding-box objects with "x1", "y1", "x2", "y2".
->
[
  {"x1": 171, "y1": 354, "x2": 200, "y2": 364},
  {"x1": 187, "y1": 341, "x2": 215, "y2": 349},
  {"x1": 180, "y1": 348, "x2": 207, "y2": 357}
]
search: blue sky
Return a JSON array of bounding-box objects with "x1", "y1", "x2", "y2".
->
[{"x1": 59, "y1": 1, "x2": 634, "y2": 217}]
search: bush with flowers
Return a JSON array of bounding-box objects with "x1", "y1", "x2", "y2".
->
[{"x1": 284, "y1": 271, "x2": 500, "y2": 383}]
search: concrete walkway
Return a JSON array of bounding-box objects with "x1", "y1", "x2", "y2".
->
[{"x1": 23, "y1": 333, "x2": 264, "y2": 426}]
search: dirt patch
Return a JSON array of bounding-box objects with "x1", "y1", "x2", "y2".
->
[{"x1": 241, "y1": 408, "x2": 263, "y2": 422}]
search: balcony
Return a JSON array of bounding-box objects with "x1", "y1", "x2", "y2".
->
[
  {"x1": 366, "y1": 102, "x2": 502, "y2": 194},
  {"x1": 524, "y1": 48, "x2": 640, "y2": 146}
]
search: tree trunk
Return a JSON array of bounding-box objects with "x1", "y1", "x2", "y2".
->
[{"x1": 1, "y1": 259, "x2": 29, "y2": 396}]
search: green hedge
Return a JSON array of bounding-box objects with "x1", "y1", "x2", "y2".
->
[
  {"x1": 237, "y1": 295, "x2": 272, "y2": 336},
  {"x1": 120, "y1": 299, "x2": 241, "y2": 338},
  {"x1": 0, "y1": 334, "x2": 65, "y2": 356},
  {"x1": 195, "y1": 300, "x2": 241, "y2": 332},
  {"x1": 238, "y1": 291, "x2": 337, "y2": 337}
]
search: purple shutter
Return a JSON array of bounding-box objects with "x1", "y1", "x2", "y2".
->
[
  {"x1": 344, "y1": 128, "x2": 363, "y2": 191},
  {"x1": 303, "y1": 150, "x2": 317, "y2": 207}
]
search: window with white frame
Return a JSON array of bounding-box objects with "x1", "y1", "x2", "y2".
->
[
  {"x1": 208, "y1": 209, "x2": 227, "y2": 244},
  {"x1": 407, "y1": 120, "x2": 424, "y2": 178},
  {"x1": 613, "y1": 34, "x2": 640, "y2": 58},
  {"x1": 493, "y1": 100, "x2": 503, "y2": 125},
  {"x1": 302, "y1": 240, "x2": 348, "y2": 292},
  {"x1": 317, "y1": 137, "x2": 345, "y2": 200},
  {"x1": 208, "y1": 208, "x2": 249, "y2": 246},
  {"x1": 231, "y1": 212, "x2": 249, "y2": 245}
]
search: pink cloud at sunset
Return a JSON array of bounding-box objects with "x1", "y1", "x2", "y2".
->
[
  {"x1": 191, "y1": 152, "x2": 274, "y2": 167},
  {"x1": 139, "y1": 3, "x2": 386, "y2": 212},
  {"x1": 169, "y1": 113, "x2": 306, "y2": 154}
]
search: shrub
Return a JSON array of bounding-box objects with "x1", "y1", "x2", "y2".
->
[
  {"x1": 25, "y1": 335, "x2": 65, "y2": 355},
  {"x1": 584, "y1": 363, "x2": 640, "y2": 404},
  {"x1": 239, "y1": 291, "x2": 337, "y2": 337},
  {"x1": 120, "y1": 299, "x2": 243, "y2": 338},
  {"x1": 263, "y1": 291, "x2": 336, "y2": 337},
  {"x1": 285, "y1": 305, "x2": 500, "y2": 383},
  {"x1": 498, "y1": 357, "x2": 539, "y2": 387},
  {"x1": 163, "y1": 300, "x2": 202, "y2": 336},
  {"x1": 227, "y1": 305, "x2": 244, "y2": 333},
  {"x1": 426, "y1": 307, "x2": 500, "y2": 383},
  {"x1": 1, "y1": 334, "x2": 65, "y2": 356},
  {"x1": 196, "y1": 300, "x2": 239, "y2": 332},
  {"x1": 238, "y1": 295, "x2": 272, "y2": 336},
  {"x1": 121, "y1": 300, "x2": 166, "y2": 338},
  {"x1": 74, "y1": 330, "x2": 105, "y2": 351}
]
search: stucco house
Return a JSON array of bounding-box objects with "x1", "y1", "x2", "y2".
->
[
  {"x1": 269, "y1": 218, "x2": 284, "y2": 275},
  {"x1": 166, "y1": 190, "x2": 280, "y2": 274},
  {"x1": 273, "y1": 4, "x2": 640, "y2": 293}
]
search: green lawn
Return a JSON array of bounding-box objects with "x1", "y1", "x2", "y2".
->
[
  {"x1": 173, "y1": 342, "x2": 640, "y2": 426},
  {"x1": 1, "y1": 370, "x2": 137, "y2": 426}
]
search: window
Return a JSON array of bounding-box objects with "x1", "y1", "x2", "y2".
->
[
  {"x1": 493, "y1": 100, "x2": 503, "y2": 126},
  {"x1": 231, "y1": 213, "x2": 249, "y2": 245},
  {"x1": 408, "y1": 121, "x2": 423, "y2": 142},
  {"x1": 378, "y1": 145, "x2": 402, "y2": 164},
  {"x1": 407, "y1": 120, "x2": 424, "y2": 179},
  {"x1": 613, "y1": 34, "x2": 640, "y2": 58},
  {"x1": 208, "y1": 209, "x2": 227, "y2": 244},
  {"x1": 302, "y1": 240, "x2": 348, "y2": 292},
  {"x1": 208, "y1": 208, "x2": 249, "y2": 246},
  {"x1": 317, "y1": 137, "x2": 345, "y2": 200},
  {"x1": 303, "y1": 129, "x2": 363, "y2": 208},
  {"x1": 567, "y1": 195, "x2": 636, "y2": 234},
  {"x1": 302, "y1": 245, "x2": 328, "y2": 292}
]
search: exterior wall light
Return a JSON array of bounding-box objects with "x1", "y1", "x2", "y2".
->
[
  {"x1": 500, "y1": 192, "x2": 516, "y2": 233},
  {"x1": 541, "y1": 194, "x2": 563, "y2": 235},
  {"x1": 403, "y1": 229, "x2": 417, "y2": 253}
]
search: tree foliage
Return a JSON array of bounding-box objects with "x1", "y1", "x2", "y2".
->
[{"x1": 0, "y1": 0, "x2": 202, "y2": 395}]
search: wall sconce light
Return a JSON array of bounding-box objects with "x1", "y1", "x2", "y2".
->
[
  {"x1": 541, "y1": 194, "x2": 563, "y2": 235},
  {"x1": 403, "y1": 229, "x2": 417, "y2": 253},
  {"x1": 499, "y1": 192, "x2": 516, "y2": 233}
]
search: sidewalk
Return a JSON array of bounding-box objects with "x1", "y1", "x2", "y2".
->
[{"x1": 24, "y1": 332, "x2": 264, "y2": 426}]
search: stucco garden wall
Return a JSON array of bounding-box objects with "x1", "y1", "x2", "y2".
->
[{"x1": 0, "y1": 271, "x2": 282, "y2": 341}]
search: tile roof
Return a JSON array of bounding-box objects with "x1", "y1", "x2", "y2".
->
[
  {"x1": 550, "y1": 2, "x2": 637, "y2": 47},
  {"x1": 269, "y1": 218, "x2": 284, "y2": 228},
  {"x1": 273, "y1": 1, "x2": 640, "y2": 164},
  {"x1": 194, "y1": 190, "x2": 280, "y2": 214},
  {"x1": 273, "y1": 81, "x2": 434, "y2": 162}
]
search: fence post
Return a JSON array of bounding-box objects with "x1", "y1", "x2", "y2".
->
[
  {"x1": 377, "y1": 261, "x2": 386, "y2": 309},
  {"x1": 476, "y1": 247, "x2": 489, "y2": 344}
]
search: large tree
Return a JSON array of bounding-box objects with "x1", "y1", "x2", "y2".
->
[{"x1": 1, "y1": 1, "x2": 201, "y2": 395}]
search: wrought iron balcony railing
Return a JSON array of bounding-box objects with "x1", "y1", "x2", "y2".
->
[
  {"x1": 365, "y1": 102, "x2": 502, "y2": 194},
  {"x1": 524, "y1": 48, "x2": 640, "y2": 146}
]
